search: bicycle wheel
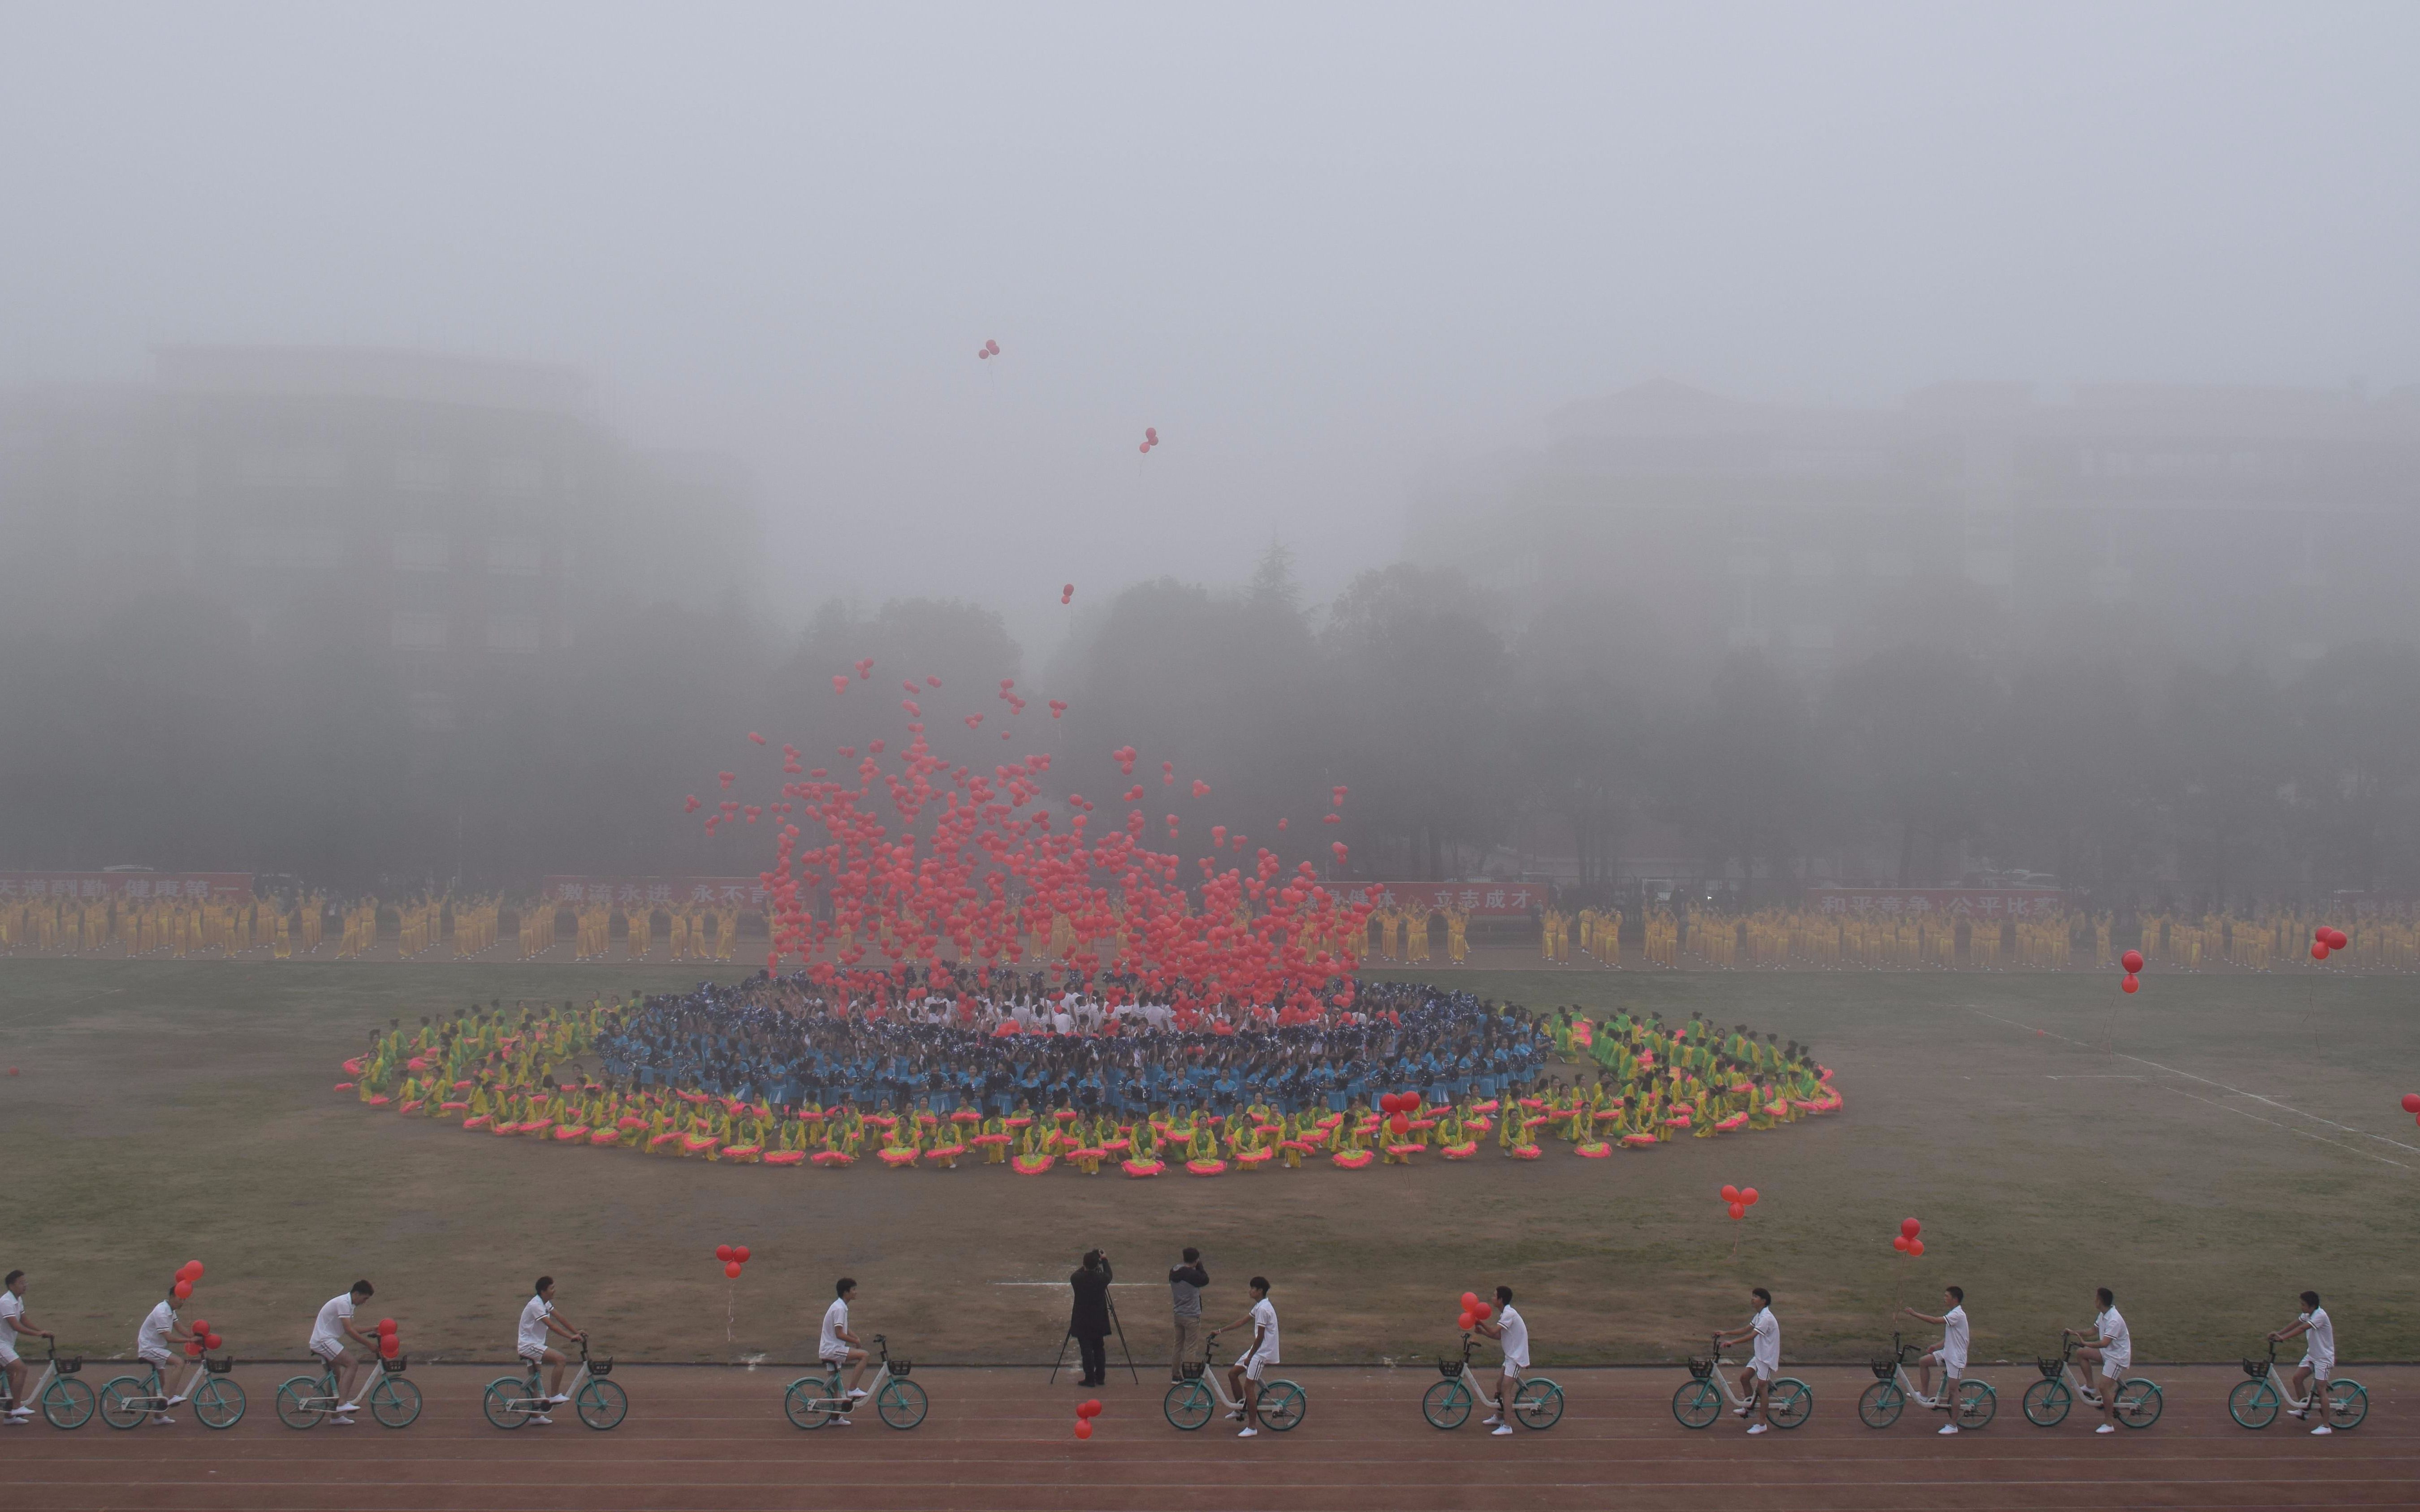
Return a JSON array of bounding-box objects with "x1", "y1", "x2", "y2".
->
[
  {"x1": 2324, "y1": 1379, "x2": 2366, "y2": 1430},
  {"x1": 1512, "y1": 1378, "x2": 1563, "y2": 1430},
  {"x1": 1857, "y1": 1379, "x2": 1905, "y2": 1429},
  {"x1": 1953, "y1": 1380, "x2": 1996, "y2": 1430},
  {"x1": 1421, "y1": 1378, "x2": 1470, "y2": 1430},
  {"x1": 2228, "y1": 1378, "x2": 2278, "y2": 1430},
  {"x1": 1671, "y1": 1378, "x2": 1722, "y2": 1429},
  {"x1": 98, "y1": 1376, "x2": 150, "y2": 1430},
  {"x1": 369, "y1": 1375, "x2": 422, "y2": 1428},
  {"x1": 575, "y1": 1378, "x2": 627, "y2": 1430},
  {"x1": 194, "y1": 1377, "x2": 245, "y2": 1429},
  {"x1": 876, "y1": 1378, "x2": 927, "y2": 1429},
  {"x1": 483, "y1": 1377, "x2": 532, "y2": 1429},
  {"x1": 785, "y1": 1378, "x2": 835, "y2": 1429},
  {"x1": 2113, "y1": 1378, "x2": 2161, "y2": 1429},
  {"x1": 276, "y1": 1376, "x2": 328, "y2": 1429},
  {"x1": 2021, "y1": 1378, "x2": 2070, "y2": 1427},
  {"x1": 1164, "y1": 1379, "x2": 1213, "y2": 1430},
  {"x1": 40, "y1": 1376, "x2": 95, "y2": 1430},
  {"x1": 1766, "y1": 1378, "x2": 1813, "y2": 1429},
  {"x1": 1258, "y1": 1379, "x2": 1307, "y2": 1432}
]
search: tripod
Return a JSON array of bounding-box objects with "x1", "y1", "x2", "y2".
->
[{"x1": 1050, "y1": 1293, "x2": 1138, "y2": 1385}]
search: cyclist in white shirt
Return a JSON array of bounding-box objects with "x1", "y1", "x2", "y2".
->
[
  {"x1": 819, "y1": 1278, "x2": 869, "y2": 1421},
  {"x1": 134, "y1": 1284, "x2": 199, "y2": 1425},
  {"x1": 517, "y1": 1276, "x2": 586, "y2": 1424},
  {"x1": 1472, "y1": 1285, "x2": 1528, "y2": 1437},
  {"x1": 2268, "y1": 1290, "x2": 2336, "y2": 1434},
  {"x1": 1714, "y1": 1287, "x2": 1780, "y2": 1434},
  {"x1": 2063, "y1": 1287, "x2": 2130, "y2": 1434},
  {"x1": 1216, "y1": 1276, "x2": 1279, "y2": 1438},
  {"x1": 2, "y1": 1269, "x2": 57, "y2": 1422},
  {"x1": 1901, "y1": 1286, "x2": 1970, "y2": 1434},
  {"x1": 308, "y1": 1281, "x2": 379, "y2": 1422}
]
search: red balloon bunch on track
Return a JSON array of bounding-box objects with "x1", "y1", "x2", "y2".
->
[
  {"x1": 1719, "y1": 1183, "x2": 1760, "y2": 1221},
  {"x1": 716, "y1": 1243, "x2": 752, "y2": 1281},
  {"x1": 1073, "y1": 1397, "x2": 1102, "y2": 1439}
]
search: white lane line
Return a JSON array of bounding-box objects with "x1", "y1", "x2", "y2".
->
[
  {"x1": 2155, "y1": 1085, "x2": 2410, "y2": 1170},
  {"x1": 1974, "y1": 1008, "x2": 2420, "y2": 1163}
]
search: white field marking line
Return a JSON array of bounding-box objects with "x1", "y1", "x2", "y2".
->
[
  {"x1": 1975, "y1": 1008, "x2": 2420, "y2": 1161},
  {"x1": 2155, "y1": 1085, "x2": 2410, "y2": 1170}
]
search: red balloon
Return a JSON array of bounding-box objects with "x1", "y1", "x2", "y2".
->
[
  {"x1": 724, "y1": 1261, "x2": 743, "y2": 1279},
  {"x1": 189, "y1": 1319, "x2": 209, "y2": 1335},
  {"x1": 2312, "y1": 943, "x2": 2330, "y2": 961},
  {"x1": 185, "y1": 1341, "x2": 204, "y2": 1357},
  {"x1": 1472, "y1": 1301, "x2": 1492, "y2": 1322},
  {"x1": 1074, "y1": 1417, "x2": 1093, "y2": 1439},
  {"x1": 2326, "y1": 928, "x2": 2348, "y2": 950},
  {"x1": 377, "y1": 1318, "x2": 397, "y2": 1335},
  {"x1": 2120, "y1": 949, "x2": 2143, "y2": 973},
  {"x1": 1909, "y1": 1239, "x2": 1925, "y2": 1257},
  {"x1": 2121, "y1": 973, "x2": 2139, "y2": 993},
  {"x1": 716, "y1": 1244, "x2": 735, "y2": 1262},
  {"x1": 173, "y1": 1280, "x2": 193, "y2": 1300},
  {"x1": 1461, "y1": 1291, "x2": 1480, "y2": 1311},
  {"x1": 1081, "y1": 1398, "x2": 1102, "y2": 1417},
  {"x1": 1389, "y1": 1112, "x2": 1409, "y2": 1136},
  {"x1": 380, "y1": 1335, "x2": 400, "y2": 1358},
  {"x1": 734, "y1": 1245, "x2": 751, "y2": 1264},
  {"x1": 1720, "y1": 1184, "x2": 1740, "y2": 1203},
  {"x1": 1458, "y1": 1311, "x2": 1476, "y2": 1330},
  {"x1": 1742, "y1": 1187, "x2": 1759, "y2": 1206},
  {"x1": 1900, "y1": 1217, "x2": 1921, "y2": 1238},
  {"x1": 2314, "y1": 925, "x2": 2329, "y2": 941},
  {"x1": 1728, "y1": 1202, "x2": 1746, "y2": 1219},
  {"x1": 2400, "y1": 1093, "x2": 2420, "y2": 1114},
  {"x1": 1892, "y1": 1235, "x2": 1910, "y2": 1252},
  {"x1": 180, "y1": 1261, "x2": 204, "y2": 1281}
]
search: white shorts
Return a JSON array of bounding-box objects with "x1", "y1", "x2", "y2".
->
[
  {"x1": 819, "y1": 1351, "x2": 851, "y2": 1367},
  {"x1": 0, "y1": 1342, "x2": 18, "y2": 1367},
  {"x1": 2301, "y1": 1356, "x2": 2332, "y2": 1382},
  {"x1": 1750, "y1": 1361, "x2": 1776, "y2": 1383},
  {"x1": 1236, "y1": 1355, "x2": 1268, "y2": 1382},
  {"x1": 2100, "y1": 1356, "x2": 2129, "y2": 1380},
  {"x1": 312, "y1": 1340, "x2": 348, "y2": 1366},
  {"x1": 1927, "y1": 1350, "x2": 1963, "y2": 1381},
  {"x1": 1498, "y1": 1361, "x2": 1523, "y2": 1382},
  {"x1": 517, "y1": 1348, "x2": 547, "y2": 1366},
  {"x1": 138, "y1": 1348, "x2": 174, "y2": 1371}
]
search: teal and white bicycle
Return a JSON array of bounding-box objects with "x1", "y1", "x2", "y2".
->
[
  {"x1": 784, "y1": 1334, "x2": 927, "y2": 1429},
  {"x1": 98, "y1": 1352, "x2": 245, "y2": 1430},
  {"x1": 2021, "y1": 1338, "x2": 2161, "y2": 1429},
  {"x1": 1671, "y1": 1335, "x2": 1812, "y2": 1430},
  {"x1": 2228, "y1": 1340, "x2": 2366, "y2": 1431},
  {"x1": 0, "y1": 1340, "x2": 96, "y2": 1428},
  {"x1": 484, "y1": 1339, "x2": 625, "y2": 1430},
  {"x1": 276, "y1": 1353, "x2": 422, "y2": 1429},
  {"x1": 1163, "y1": 1330, "x2": 1307, "y2": 1431},
  {"x1": 1858, "y1": 1333, "x2": 1995, "y2": 1430},
  {"x1": 1421, "y1": 1332, "x2": 1563, "y2": 1430}
]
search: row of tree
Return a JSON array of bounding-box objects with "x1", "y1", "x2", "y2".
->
[{"x1": 2, "y1": 547, "x2": 2414, "y2": 911}]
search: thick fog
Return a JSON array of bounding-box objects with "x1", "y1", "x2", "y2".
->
[
  {"x1": 6, "y1": 3, "x2": 2420, "y2": 907},
  {"x1": 7, "y1": 3, "x2": 2417, "y2": 615}
]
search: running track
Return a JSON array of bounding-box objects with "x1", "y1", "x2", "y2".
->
[{"x1": 13, "y1": 1365, "x2": 2412, "y2": 1511}]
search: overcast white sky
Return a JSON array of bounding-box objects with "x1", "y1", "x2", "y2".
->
[{"x1": 6, "y1": 2, "x2": 2416, "y2": 648}]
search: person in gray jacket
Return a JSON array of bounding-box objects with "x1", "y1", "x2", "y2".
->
[{"x1": 1169, "y1": 1248, "x2": 1209, "y2": 1383}]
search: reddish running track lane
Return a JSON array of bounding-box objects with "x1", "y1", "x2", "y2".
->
[{"x1": 7, "y1": 1364, "x2": 2412, "y2": 1512}]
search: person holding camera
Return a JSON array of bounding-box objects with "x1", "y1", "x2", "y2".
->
[
  {"x1": 1169, "y1": 1248, "x2": 1209, "y2": 1383},
  {"x1": 1069, "y1": 1249, "x2": 1115, "y2": 1388}
]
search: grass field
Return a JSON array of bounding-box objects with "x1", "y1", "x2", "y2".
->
[{"x1": 2, "y1": 959, "x2": 2414, "y2": 1371}]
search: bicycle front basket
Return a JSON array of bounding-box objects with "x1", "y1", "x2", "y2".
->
[
  {"x1": 1870, "y1": 1357, "x2": 1897, "y2": 1379},
  {"x1": 888, "y1": 1358, "x2": 911, "y2": 1377},
  {"x1": 589, "y1": 1357, "x2": 613, "y2": 1377},
  {"x1": 2241, "y1": 1357, "x2": 2269, "y2": 1379},
  {"x1": 1180, "y1": 1361, "x2": 1206, "y2": 1380},
  {"x1": 205, "y1": 1356, "x2": 235, "y2": 1375},
  {"x1": 1437, "y1": 1357, "x2": 1464, "y2": 1378},
  {"x1": 2035, "y1": 1357, "x2": 2063, "y2": 1379},
  {"x1": 381, "y1": 1355, "x2": 408, "y2": 1374},
  {"x1": 56, "y1": 1356, "x2": 81, "y2": 1376},
  {"x1": 1687, "y1": 1357, "x2": 1714, "y2": 1380}
]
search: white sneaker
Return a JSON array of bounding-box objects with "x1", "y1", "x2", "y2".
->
[
  {"x1": 8, "y1": 1406, "x2": 33, "y2": 1418},
  {"x1": 333, "y1": 1402, "x2": 359, "y2": 1414},
  {"x1": 1491, "y1": 1424, "x2": 1514, "y2": 1435},
  {"x1": 151, "y1": 1413, "x2": 177, "y2": 1425},
  {"x1": 163, "y1": 1394, "x2": 187, "y2": 1407},
  {"x1": 2095, "y1": 1423, "x2": 2116, "y2": 1434},
  {"x1": 1745, "y1": 1422, "x2": 1767, "y2": 1434},
  {"x1": 527, "y1": 1413, "x2": 553, "y2": 1425},
  {"x1": 329, "y1": 1411, "x2": 357, "y2": 1425},
  {"x1": 848, "y1": 1387, "x2": 869, "y2": 1399},
  {"x1": 546, "y1": 1393, "x2": 571, "y2": 1404},
  {"x1": 1225, "y1": 1409, "x2": 1244, "y2": 1421},
  {"x1": 2312, "y1": 1423, "x2": 2333, "y2": 1435},
  {"x1": 1938, "y1": 1423, "x2": 1959, "y2": 1434},
  {"x1": 1237, "y1": 1425, "x2": 1258, "y2": 1437},
  {"x1": 832, "y1": 1412, "x2": 854, "y2": 1426}
]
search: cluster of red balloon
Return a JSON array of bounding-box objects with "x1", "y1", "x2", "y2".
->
[
  {"x1": 710, "y1": 685, "x2": 1376, "y2": 1024},
  {"x1": 1890, "y1": 1218, "x2": 1924, "y2": 1257},
  {"x1": 1377, "y1": 1090, "x2": 1422, "y2": 1137},
  {"x1": 2119, "y1": 948, "x2": 2144, "y2": 993},
  {"x1": 976, "y1": 338, "x2": 1001, "y2": 361},
  {"x1": 1718, "y1": 1183, "x2": 1760, "y2": 1221},
  {"x1": 374, "y1": 1316, "x2": 402, "y2": 1361},
  {"x1": 1455, "y1": 1290, "x2": 1494, "y2": 1332},
  {"x1": 1061, "y1": 582, "x2": 1075, "y2": 606},
  {"x1": 171, "y1": 1258, "x2": 205, "y2": 1301},
  {"x1": 1072, "y1": 1397, "x2": 1103, "y2": 1439},
  {"x1": 182, "y1": 1316, "x2": 226, "y2": 1359},
  {"x1": 1137, "y1": 426, "x2": 1159, "y2": 456},
  {"x1": 715, "y1": 1243, "x2": 752, "y2": 1280},
  {"x1": 2311, "y1": 926, "x2": 2350, "y2": 961},
  {"x1": 2400, "y1": 1091, "x2": 2419, "y2": 1128}
]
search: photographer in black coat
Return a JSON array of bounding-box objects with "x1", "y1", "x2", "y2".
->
[{"x1": 1068, "y1": 1249, "x2": 1114, "y2": 1387}]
